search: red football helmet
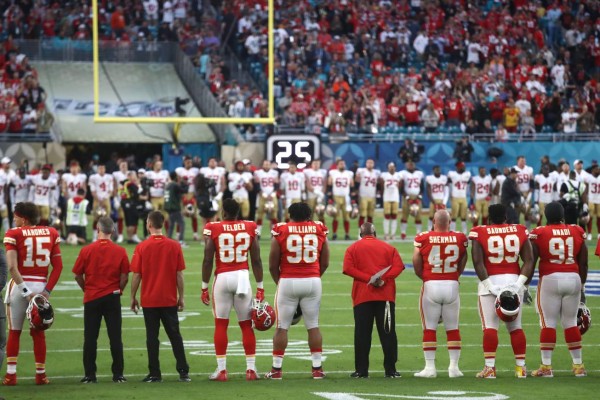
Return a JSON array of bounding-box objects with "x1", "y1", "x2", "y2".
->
[
  {"x1": 495, "y1": 289, "x2": 520, "y2": 322},
  {"x1": 26, "y1": 295, "x2": 54, "y2": 331},
  {"x1": 251, "y1": 299, "x2": 275, "y2": 331},
  {"x1": 577, "y1": 303, "x2": 591, "y2": 335}
]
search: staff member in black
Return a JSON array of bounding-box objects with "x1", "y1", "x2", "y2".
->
[
  {"x1": 342, "y1": 222, "x2": 405, "y2": 378},
  {"x1": 73, "y1": 216, "x2": 130, "y2": 383},
  {"x1": 501, "y1": 168, "x2": 522, "y2": 224}
]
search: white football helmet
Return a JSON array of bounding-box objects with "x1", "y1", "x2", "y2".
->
[{"x1": 326, "y1": 204, "x2": 338, "y2": 217}]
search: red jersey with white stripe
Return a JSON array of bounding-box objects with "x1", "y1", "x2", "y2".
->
[
  {"x1": 272, "y1": 221, "x2": 328, "y2": 279},
  {"x1": 529, "y1": 224, "x2": 585, "y2": 277},
  {"x1": 204, "y1": 220, "x2": 258, "y2": 275},
  {"x1": 468, "y1": 224, "x2": 529, "y2": 276},
  {"x1": 414, "y1": 231, "x2": 468, "y2": 282},
  {"x1": 4, "y1": 226, "x2": 61, "y2": 282}
]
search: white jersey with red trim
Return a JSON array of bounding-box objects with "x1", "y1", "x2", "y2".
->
[
  {"x1": 304, "y1": 168, "x2": 328, "y2": 198},
  {"x1": 513, "y1": 165, "x2": 533, "y2": 193},
  {"x1": 472, "y1": 175, "x2": 492, "y2": 200},
  {"x1": 30, "y1": 174, "x2": 57, "y2": 206},
  {"x1": 401, "y1": 169, "x2": 424, "y2": 197},
  {"x1": 447, "y1": 171, "x2": 471, "y2": 199},
  {"x1": 254, "y1": 169, "x2": 279, "y2": 196},
  {"x1": 175, "y1": 166, "x2": 200, "y2": 193},
  {"x1": 329, "y1": 169, "x2": 354, "y2": 197},
  {"x1": 89, "y1": 173, "x2": 114, "y2": 201},
  {"x1": 426, "y1": 175, "x2": 448, "y2": 201},
  {"x1": 356, "y1": 168, "x2": 380, "y2": 198},
  {"x1": 280, "y1": 172, "x2": 305, "y2": 200},
  {"x1": 62, "y1": 173, "x2": 87, "y2": 199},
  {"x1": 535, "y1": 174, "x2": 557, "y2": 204},
  {"x1": 586, "y1": 174, "x2": 600, "y2": 204},
  {"x1": 381, "y1": 172, "x2": 402, "y2": 202},
  {"x1": 146, "y1": 170, "x2": 170, "y2": 197}
]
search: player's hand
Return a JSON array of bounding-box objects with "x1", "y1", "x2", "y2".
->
[
  {"x1": 488, "y1": 285, "x2": 502, "y2": 296},
  {"x1": 256, "y1": 288, "x2": 265, "y2": 302},
  {"x1": 177, "y1": 297, "x2": 185, "y2": 312},
  {"x1": 131, "y1": 298, "x2": 140, "y2": 314},
  {"x1": 523, "y1": 287, "x2": 533, "y2": 305},
  {"x1": 27, "y1": 293, "x2": 36, "y2": 301},
  {"x1": 41, "y1": 289, "x2": 51, "y2": 299},
  {"x1": 201, "y1": 288, "x2": 210, "y2": 306},
  {"x1": 373, "y1": 278, "x2": 385, "y2": 287}
]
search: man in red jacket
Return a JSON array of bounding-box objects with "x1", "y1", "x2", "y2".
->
[{"x1": 343, "y1": 222, "x2": 405, "y2": 378}]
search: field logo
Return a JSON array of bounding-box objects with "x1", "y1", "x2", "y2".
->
[
  {"x1": 312, "y1": 391, "x2": 509, "y2": 400},
  {"x1": 185, "y1": 339, "x2": 341, "y2": 361}
]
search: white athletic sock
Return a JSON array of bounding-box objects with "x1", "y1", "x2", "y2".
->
[
  {"x1": 541, "y1": 350, "x2": 553, "y2": 366},
  {"x1": 570, "y1": 348, "x2": 582, "y2": 365},
  {"x1": 257, "y1": 225, "x2": 262, "y2": 236},
  {"x1": 273, "y1": 354, "x2": 283, "y2": 369},
  {"x1": 450, "y1": 221, "x2": 456, "y2": 231},
  {"x1": 401, "y1": 222, "x2": 407, "y2": 234},
  {"x1": 246, "y1": 356, "x2": 256, "y2": 371},
  {"x1": 424, "y1": 351, "x2": 436, "y2": 369},
  {"x1": 383, "y1": 219, "x2": 390, "y2": 235},
  {"x1": 391, "y1": 220, "x2": 398, "y2": 236},
  {"x1": 311, "y1": 350, "x2": 322, "y2": 368},
  {"x1": 485, "y1": 358, "x2": 495, "y2": 367},
  {"x1": 416, "y1": 223, "x2": 422, "y2": 234},
  {"x1": 7, "y1": 363, "x2": 16, "y2": 374},
  {"x1": 217, "y1": 356, "x2": 226, "y2": 371},
  {"x1": 461, "y1": 221, "x2": 467, "y2": 233},
  {"x1": 449, "y1": 349, "x2": 460, "y2": 367},
  {"x1": 516, "y1": 359, "x2": 525, "y2": 367}
]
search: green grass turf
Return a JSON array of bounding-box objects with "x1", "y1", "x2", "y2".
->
[{"x1": 3, "y1": 219, "x2": 600, "y2": 400}]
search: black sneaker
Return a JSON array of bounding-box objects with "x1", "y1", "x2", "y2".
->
[
  {"x1": 344, "y1": 235, "x2": 351, "y2": 240},
  {"x1": 142, "y1": 374, "x2": 162, "y2": 383},
  {"x1": 332, "y1": 233, "x2": 337, "y2": 240},
  {"x1": 113, "y1": 375, "x2": 127, "y2": 383},
  {"x1": 385, "y1": 371, "x2": 402, "y2": 378},
  {"x1": 350, "y1": 372, "x2": 368, "y2": 378},
  {"x1": 179, "y1": 373, "x2": 191, "y2": 382},
  {"x1": 80, "y1": 376, "x2": 97, "y2": 383}
]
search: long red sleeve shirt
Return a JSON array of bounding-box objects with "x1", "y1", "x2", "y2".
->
[{"x1": 343, "y1": 235, "x2": 404, "y2": 307}]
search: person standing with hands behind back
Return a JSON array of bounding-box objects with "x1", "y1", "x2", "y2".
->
[
  {"x1": 130, "y1": 211, "x2": 190, "y2": 383},
  {"x1": 343, "y1": 222, "x2": 405, "y2": 378}
]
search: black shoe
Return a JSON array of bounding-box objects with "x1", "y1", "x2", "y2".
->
[
  {"x1": 113, "y1": 375, "x2": 127, "y2": 383},
  {"x1": 385, "y1": 371, "x2": 402, "y2": 378},
  {"x1": 179, "y1": 373, "x2": 191, "y2": 382},
  {"x1": 344, "y1": 235, "x2": 351, "y2": 240},
  {"x1": 80, "y1": 376, "x2": 97, "y2": 383},
  {"x1": 142, "y1": 374, "x2": 162, "y2": 383},
  {"x1": 350, "y1": 372, "x2": 368, "y2": 378},
  {"x1": 332, "y1": 233, "x2": 337, "y2": 240}
]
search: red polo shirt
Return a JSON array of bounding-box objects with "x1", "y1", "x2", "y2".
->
[
  {"x1": 130, "y1": 235, "x2": 185, "y2": 308},
  {"x1": 72, "y1": 239, "x2": 130, "y2": 303},
  {"x1": 343, "y1": 236, "x2": 405, "y2": 307}
]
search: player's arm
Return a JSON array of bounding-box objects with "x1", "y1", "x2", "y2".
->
[
  {"x1": 412, "y1": 246, "x2": 423, "y2": 279},
  {"x1": 45, "y1": 242, "x2": 63, "y2": 297},
  {"x1": 342, "y1": 246, "x2": 371, "y2": 282},
  {"x1": 469, "y1": 181, "x2": 475, "y2": 206},
  {"x1": 426, "y1": 182, "x2": 433, "y2": 202},
  {"x1": 577, "y1": 241, "x2": 588, "y2": 285},
  {"x1": 244, "y1": 174, "x2": 253, "y2": 191},
  {"x1": 176, "y1": 269, "x2": 184, "y2": 311},
  {"x1": 326, "y1": 175, "x2": 333, "y2": 202},
  {"x1": 471, "y1": 239, "x2": 499, "y2": 295},
  {"x1": 249, "y1": 237, "x2": 264, "y2": 298},
  {"x1": 518, "y1": 238, "x2": 535, "y2": 285},
  {"x1": 268, "y1": 237, "x2": 281, "y2": 283},
  {"x1": 5, "y1": 249, "x2": 32, "y2": 298},
  {"x1": 457, "y1": 250, "x2": 468, "y2": 276},
  {"x1": 130, "y1": 272, "x2": 141, "y2": 313},
  {"x1": 201, "y1": 236, "x2": 216, "y2": 305},
  {"x1": 533, "y1": 179, "x2": 540, "y2": 203},
  {"x1": 61, "y1": 178, "x2": 68, "y2": 197},
  {"x1": 319, "y1": 239, "x2": 330, "y2": 276}
]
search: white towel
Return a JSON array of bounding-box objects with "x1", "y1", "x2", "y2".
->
[{"x1": 236, "y1": 269, "x2": 251, "y2": 296}]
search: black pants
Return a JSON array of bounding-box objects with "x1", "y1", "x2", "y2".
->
[
  {"x1": 167, "y1": 211, "x2": 184, "y2": 241},
  {"x1": 353, "y1": 301, "x2": 397, "y2": 376},
  {"x1": 142, "y1": 307, "x2": 188, "y2": 377},
  {"x1": 83, "y1": 293, "x2": 124, "y2": 378}
]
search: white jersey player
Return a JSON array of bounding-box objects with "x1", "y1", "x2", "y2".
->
[
  {"x1": 61, "y1": 161, "x2": 87, "y2": 200},
  {"x1": 355, "y1": 159, "x2": 380, "y2": 230},
  {"x1": 304, "y1": 159, "x2": 328, "y2": 221},
  {"x1": 176, "y1": 156, "x2": 201, "y2": 239},
  {"x1": 9, "y1": 168, "x2": 30, "y2": 210},
  {"x1": 227, "y1": 160, "x2": 254, "y2": 219},
  {"x1": 0, "y1": 167, "x2": 11, "y2": 233},
  {"x1": 145, "y1": 160, "x2": 170, "y2": 218},
  {"x1": 490, "y1": 168, "x2": 506, "y2": 205},
  {"x1": 327, "y1": 159, "x2": 354, "y2": 240},
  {"x1": 470, "y1": 167, "x2": 492, "y2": 226},
  {"x1": 534, "y1": 166, "x2": 557, "y2": 223},
  {"x1": 399, "y1": 161, "x2": 424, "y2": 239},
  {"x1": 514, "y1": 156, "x2": 534, "y2": 224},
  {"x1": 280, "y1": 161, "x2": 305, "y2": 221},
  {"x1": 573, "y1": 160, "x2": 590, "y2": 183},
  {"x1": 254, "y1": 160, "x2": 280, "y2": 234},
  {"x1": 89, "y1": 164, "x2": 115, "y2": 240},
  {"x1": 29, "y1": 165, "x2": 58, "y2": 225},
  {"x1": 447, "y1": 162, "x2": 471, "y2": 233},
  {"x1": 380, "y1": 162, "x2": 402, "y2": 240},
  {"x1": 585, "y1": 165, "x2": 600, "y2": 240},
  {"x1": 426, "y1": 166, "x2": 449, "y2": 229},
  {"x1": 112, "y1": 160, "x2": 131, "y2": 243}
]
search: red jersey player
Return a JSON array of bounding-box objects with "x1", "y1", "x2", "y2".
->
[
  {"x1": 413, "y1": 210, "x2": 468, "y2": 378},
  {"x1": 201, "y1": 199, "x2": 264, "y2": 382},
  {"x1": 469, "y1": 203, "x2": 534, "y2": 379},
  {"x1": 529, "y1": 202, "x2": 588, "y2": 377},
  {"x1": 3, "y1": 202, "x2": 63, "y2": 385},
  {"x1": 266, "y1": 202, "x2": 329, "y2": 380}
]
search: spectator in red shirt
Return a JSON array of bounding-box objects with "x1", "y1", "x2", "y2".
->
[
  {"x1": 445, "y1": 95, "x2": 462, "y2": 127},
  {"x1": 73, "y1": 217, "x2": 130, "y2": 383},
  {"x1": 130, "y1": 211, "x2": 190, "y2": 383},
  {"x1": 343, "y1": 222, "x2": 405, "y2": 378},
  {"x1": 488, "y1": 95, "x2": 506, "y2": 126},
  {"x1": 403, "y1": 99, "x2": 420, "y2": 127},
  {"x1": 110, "y1": 6, "x2": 126, "y2": 38}
]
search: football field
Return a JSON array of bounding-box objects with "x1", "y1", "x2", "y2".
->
[{"x1": 3, "y1": 223, "x2": 600, "y2": 400}]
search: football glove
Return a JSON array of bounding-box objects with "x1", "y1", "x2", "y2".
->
[
  {"x1": 201, "y1": 288, "x2": 210, "y2": 305},
  {"x1": 256, "y1": 288, "x2": 265, "y2": 302}
]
